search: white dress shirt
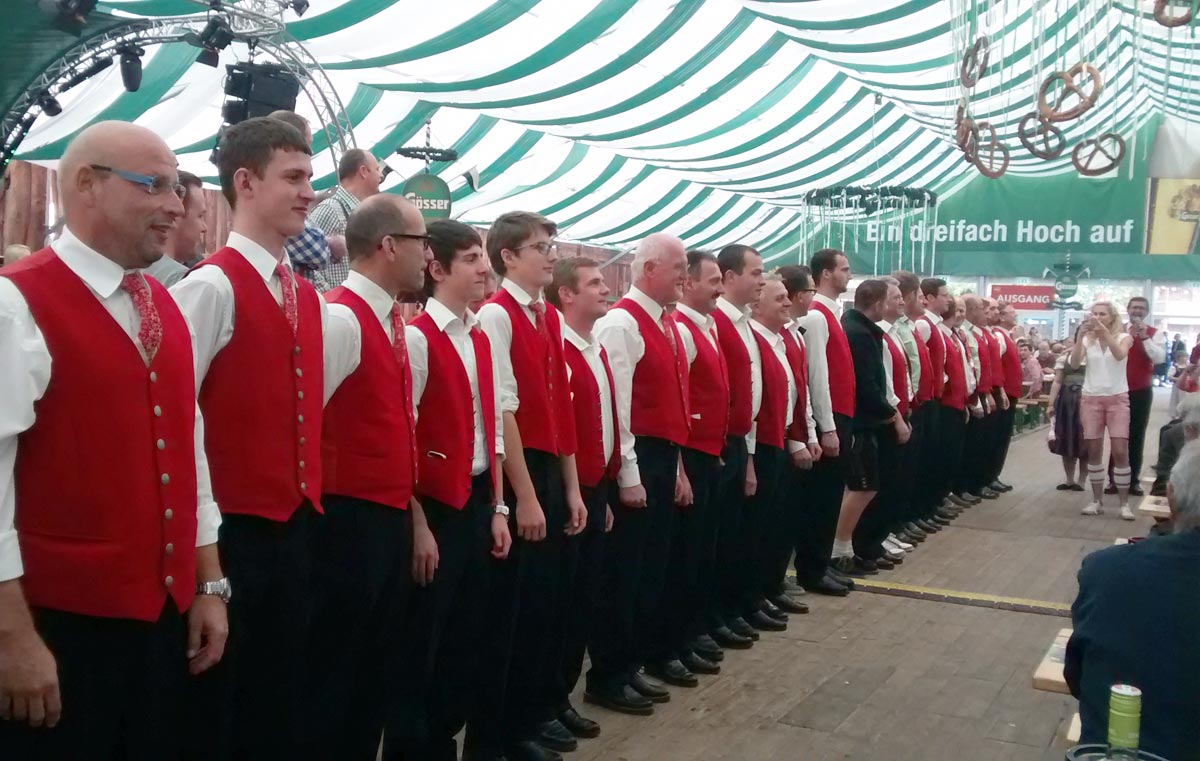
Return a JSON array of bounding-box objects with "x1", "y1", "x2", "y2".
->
[
  {"x1": 476, "y1": 278, "x2": 551, "y2": 416},
  {"x1": 914, "y1": 309, "x2": 949, "y2": 387},
  {"x1": 594, "y1": 286, "x2": 664, "y2": 488},
  {"x1": 716, "y1": 296, "x2": 763, "y2": 453},
  {"x1": 0, "y1": 227, "x2": 220, "y2": 582},
  {"x1": 169, "y1": 231, "x2": 330, "y2": 386},
  {"x1": 1130, "y1": 324, "x2": 1168, "y2": 366},
  {"x1": 876, "y1": 320, "x2": 903, "y2": 409},
  {"x1": 1082, "y1": 334, "x2": 1132, "y2": 397},
  {"x1": 562, "y1": 323, "x2": 615, "y2": 466},
  {"x1": 797, "y1": 292, "x2": 843, "y2": 434},
  {"x1": 673, "y1": 302, "x2": 717, "y2": 367},
  {"x1": 749, "y1": 320, "x2": 797, "y2": 453},
  {"x1": 961, "y1": 320, "x2": 983, "y2": 387},
  {"x1": 992, "y1": 326, "x2": 1009, "y2": 356},
  {"x1": 957, "y1": 324, "x2": 979, "y2": 395},
  {"x1": 406, "y1": 297, "x2": 503, "y2": 474},
  {"x1": 784, "y1": 320, "x2": 818, "y2": 446},
  {"x1": 322, "y1": 270, "x2": 398, "y2": 405}
]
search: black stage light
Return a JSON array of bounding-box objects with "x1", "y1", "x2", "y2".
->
[
  {"x1": 58, "y1": 56, "x2": 112, "y2": 92},
  {"x1": 53, "y1": 0, "x2": 97, "y2": 34},
  {"x1": 38, "y1": 92, "x2": 63, "y2": 117},
  {"x1": 119, "y1": 45, "x2": 145, "y2": 92},
  {"x1": 290, "y1": 0, "x2": 309, "y2": 16},
  {"x1": 185, "y1": 16, "x2": 235, "y2": 67}
]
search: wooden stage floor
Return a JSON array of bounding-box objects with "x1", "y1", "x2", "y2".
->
[{"x1": 564, "y1": 390, "x2": 1171, "y2": 761}]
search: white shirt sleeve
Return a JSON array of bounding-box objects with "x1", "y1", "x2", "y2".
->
[
  {"x1": 1144, "y1": 329, "x2": 1167, "y2": 365},
  {"x1": 322, "y1": 303, "x2": 362, "y2": 405},
  {"x1": 882, "y1": 342, "x2": 900, "y2": 408},
  {"x1": 914, "y1": 319, "x2": 931, "y2": 344},
  {"x1": 476, "y1": 303, "x2": 518, "y2": 415},
  {"x1": 170, "y1": 268, "x2": 235, "y2": 385},
  {"x1": 798, "y1": 312, "x2": 834, "y2": 434},
  {"x1": 596, "y1": 311, "x2": 642, "y2": 488},
  {"x1": 804, "y1": 382, "x2": 817, "y2": 442},
  {"x1": 182, "y1": 313, "x2": 222, "y2": 548},
  {"x1": 405, "y1": 324, "x2": 427, "y2": 422},
  {"x1": 678, "y1": 322, "x2": 698, "y2": 367}
]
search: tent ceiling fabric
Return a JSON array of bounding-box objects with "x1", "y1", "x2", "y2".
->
[{"x1": 15, "y1": 0, "x2": 1200, "y2": 261}]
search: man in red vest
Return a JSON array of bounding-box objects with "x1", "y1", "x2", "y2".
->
[
  {"x1": 648, "y1": 250, "x2": 728, "y2": 687},
  {"x1": 960, "y1": 295, "x2": 1001, "y2": 501},
  {"x1": 979, "y1": 298, "x2": 1014, "y2": 494},
  {"x1": 545, "y1": 256, "x2": 617, "y2": 746},
  {"x1": 477, "y1": 211, "x2": 586, "y2": 761},
  {"x1": 0, "y1": 122, "x2": 227, "y2": 757},
  {"x1": 937, "y1": 297, "x2": 976, "y2": 516},
  {"x1": 306, "y1": 195, "x2": 430, "y2": 758},
  {"x1": 890, "y1": 271, "x2": 934, "y2": 545},
  {"x1": 1107, "y1": 296, "x2": 1166, "y2": 496},
  {"x1": 913, "y1": 279, "x2": 959, "y2": 530},
  {"x1": 990, "y1": 301, "x2": 1023, "y2": 491},
  {"x1": 709, "y1": 244, "x2": 765, "y2": 648},
  {"x1": 382, "y1": 219, "x2": 510, "y2": 761},
  {"x1": 588, "y1": 234, "x2": 689, "y2": 714},
  {"x1": 794, "y1": 249, "x2": 857, "y2": 595},
  {"x1": 170, "y1": 116, "x2": 324, "y2": 758}
]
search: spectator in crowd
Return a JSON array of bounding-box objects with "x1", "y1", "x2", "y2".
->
[
  {"x1": 146, "y1": 171, "x2": 206, "y2": 286},
  {"x1": 1170, "y1": 332, "x2": 1186, "y2": 359},
  {"x1": 1036, "y1": 339, "x2": 1055, "y2": 369},
  {"x1": 1047, "y1": 352, "x2": 1086, "y2": 491},
  {"x1": 1018, "y1": 340, "x2": 1042, "y2": 398},
  {"x1": 305, "y1": 149, "x2": 384, "y2": 292},
  {"x1": 1191, "y1": 334, "x2": 1200, "y2": 365},
  {"x1": 1150, "y1": 391, "x2": 1200, "y2": 497},
  {"x1": 2, "y1": 244, "x2": 31, "y2": 267}
]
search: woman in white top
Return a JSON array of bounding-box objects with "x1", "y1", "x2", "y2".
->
[{"x1": 1069, "y1": 301, "x2": 1135, "y2": 518}]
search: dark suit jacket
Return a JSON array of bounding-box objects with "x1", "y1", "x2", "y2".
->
[
  {"x1": 841, "y1": 308, "x2": 893, "y2": 430},
  {"x1": 1065, "y1": 530, "x2": 1200, "y2": 761}
]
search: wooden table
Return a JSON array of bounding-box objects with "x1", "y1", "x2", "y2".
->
[
  {"x1": 1033, "y1": 627, "x2": 1072, "y2": 694},
  {"x1": 1137, "y1": 496, "x2": 1170, "y2": 520}
]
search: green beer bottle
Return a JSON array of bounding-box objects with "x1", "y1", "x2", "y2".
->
[{"x1": 1106, "y1": 683, "x2": 1141, "y2": 759}]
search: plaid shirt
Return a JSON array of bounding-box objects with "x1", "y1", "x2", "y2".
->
[
  {"x1": 286, "y1": 224, "x2": 333, "y2": 291},
  {"x1": 305, "y1": 186, "x2": 360, "y2": 292}
]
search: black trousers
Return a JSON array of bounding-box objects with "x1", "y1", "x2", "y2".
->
[
  {"x1": 188, "y1": 503, "x2": 315, "y2": 760},
  {"x1": 383, "y1": 474, "x2": 506, "y2": 761},
  {"x1": 587, "y1": 437, "x2": 678, "y2": 690},
  {"x1": 854, "y1": 427, "x2": 905, "y2": 560},
  {"x1": 651, "y1": 448, "x2": 720, "y2": 663},
  {"x1": 898, "y1": 405, "x2": 928, "y2": 525},
  {"x1": 989, "y1": 393, "x2": 1018, "y2": 485},
  {"x1": 769, "y1": 462, "x2": 809, "y2": 597},
  {"x1": 914, "y1": 402, "x2": 943, "y2": 519},
  {"x1": 0, "y1": 602, "x2": 186, "y2": 760},
  {"x1": 711, "y1": 435, "x2": 749, "y2": 629},
  {"x1": 305, "y1": 495, "x2": 412, "y2": 761},
  {"x1": 739, "y1": 444, "x2": 786, "y2": 614},
  {"x1": 553, "y1": 478, "x2": 611, "y2": 709},
  {"x1": 793, "y1": 413, "x2": 851, "y2": 586},
  {"x1": 1111, "y1": 386, "x2": 1154, "y2": 483},
  {"x1": 958, "y1": 411, "x2": 990, "y2": 495},
  {"x1": 937, "y1": 407, "x2": 968, "y2": 501}
]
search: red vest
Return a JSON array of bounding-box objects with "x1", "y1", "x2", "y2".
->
[
  {"x1": 196, "y1": 248, "x2": 324, "y2": 521},
  {"x1": 811, "y1": 300, "x2": 856, "y2": 418},
  {"x1": 781, "y1": 328, "x2": 811, "y2": 444},
  {"x1": 1126, "y1": 325, "x2": 1158, "y2": 391},
  {"x1": 485, "y1": 289, "x2": 576, "y2": 455},
  {"x1": 972, "y1": 326, "x2": 994, "y2": 401},
  {"x1": 984, "y1": 327, "x2": 1003, "y2": 391},
  {"x1": 912, "y1": 322, "x2": 934, "y2": 405},
  {"x1": 563, "y1": 341, "x2": 620, "y2": 487},
  {"x1": 675, "y1": 314, "x2": 729, "y2": 456},
  {"x1": 995, "y1": 328, "x2": 1024, "y2": 399},
  {"x1": 411, "y1": 311, "x2": 497, "y2": 509},
  {"x1": 882, "y1": 332, "x2": 909, "y2": 417},
  {"x1": 753, "y1": 330, "x2": 789, "y2": 450},
  {"x1": 613, "y1": 297, "x2": 690, "y2": 446},
  {"x1": 919, "y1": 315, "x2": 946, "y2": 399},
  {"x1": 941, "y1": 330, "x2": 968, "y2": 411},
  {"x1": 711, "y1": 307, "x2": 753, "y2": 437},
  {"x1": 4, "y1": 250, "x2": 198, "y2": 621},
  {"x1": 321, "y1": 287, "x2": 415, "y2": 510}
]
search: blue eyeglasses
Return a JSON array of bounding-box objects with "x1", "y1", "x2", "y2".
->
[{"x1": 90, "y1": 164, "x2": 186, "y2": 200}]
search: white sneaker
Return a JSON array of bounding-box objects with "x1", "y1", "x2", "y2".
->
[
  {"x1": 1120, "y1": 506, "x2": 1135, "y2": 521},
  {"x1": 1081, "y1": 502, "x2": 1103, "y2": 516},
  {"x1": 886, "y1": 534, "x2": 914, "y2": 552}
]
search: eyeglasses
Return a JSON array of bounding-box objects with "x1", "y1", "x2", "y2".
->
[
  {"x1": 800, "y1": 288, "x2": 818, "y2": 294},
  {"x1": 513, "y1": 241, "x2": 557, "y2": 256},
  {"x1": 90, "y1": 165, "x2": 186, "y2": 200},
  {"x1": 388, "y1": 232, "x2": 431, "y2": 250}
]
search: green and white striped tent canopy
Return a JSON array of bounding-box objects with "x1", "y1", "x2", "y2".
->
[{"x1": 10, "y1": 0, "x2": 1200, "y2": 265}]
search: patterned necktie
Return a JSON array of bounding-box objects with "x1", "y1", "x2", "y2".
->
[
  {"x1": 660, "y1": 312, "x2": 678, "y2": 357},
  {"x1": 390, "y1": 304, "x2": 409, "y2": 370},
  {"x1": 275, "y1": 262, "x2": 298, "y2": 334},
  {"x1": 120, "y1": 273, "x2": 161, "y2": 364},
  {"x1": 528, "y1": 300, "x2": 549, "y2": 340},
  {"x1": 391, "y1": 304, "x2": 417, "y2": 465}
]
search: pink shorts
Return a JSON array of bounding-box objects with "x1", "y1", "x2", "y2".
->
[{"x1": 1080, "y1": 393, "x2": 1130, "y2": 440}]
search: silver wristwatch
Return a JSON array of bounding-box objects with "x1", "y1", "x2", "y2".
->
[
  {"x1": 494, "y1": 502, "x2": 510, "y2": 517},
  {"x1": 197, "y1": 577, "x2": 232, "y2": 604}
]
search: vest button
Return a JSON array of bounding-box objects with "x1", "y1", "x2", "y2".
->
[
  {"x1": 299, "y1": 461, "x2": 305, "y2": 470},
  {"x1": 300, "y1": 481, "x2": 307, "y2": 491},
  {"x1": 296, "y1": 368, "x2": 303, "y2": 378},
  {"x1": 165, "y1": 543, "x2": 174, "y2": 555},
  {"x1": 165, "y1": 575, "x2": 174, "y2": 587},
  {"x1": 154, "y1": 405, "x2": 162, "y2": 417},
  {"x1": 157, "y1": 439, "x2": 165, "y2": 451},
  {"x1": 161, "y1": 473, "x2": 170, "y2": 485},
  {"x1": 297, "y1": 391, "x2": 304, "y2": 400},
  {"x1": 299, "y1": 436, "x2": 307, "y2": 446},
  {"x1": 164, "y1": 508, "x2": 173, "y2": 520},
  {"x1": 298, "y1": 414, "x2": 304, "y2": 424},
  {"x1": 295, "y1": 345, "x2": 301, "y2": 355},
  {"x1": 149, "y1": 371, "x2": 158, "y2": 383}
]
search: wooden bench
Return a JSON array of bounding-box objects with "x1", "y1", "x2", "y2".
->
[
  {"x1": 1137, "y1": 495, "x2": 1170, "y2": 520},
  {"x1": 1033, "y1": 627, "x2": 1072, "y2": 694}
]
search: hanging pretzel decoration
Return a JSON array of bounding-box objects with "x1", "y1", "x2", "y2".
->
[
  {"x1": 1154, "y1": 0, "x2": 1193, "y2": 27},
  {"x1": 1072, "y1": 133, "x2": 1126, "y2": 176},
  {"x1": 955, "y1": 106, "x2": 976, "y2": 153},
  {"x1": 970, "y1": 122, "x2": 1009, "y2": 179},
  {"x1": 1038, "y1": 63, "x2": 1104, "y2": 123},
  {"x1": 1018, "y1": 112, "x2": 1066, "y2": 160},
  {"x1": 959, "y1": 35, "x2": 990, "y2": 88}
]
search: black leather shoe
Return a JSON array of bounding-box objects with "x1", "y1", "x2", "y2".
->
[
  {"x1": 960, "y1": 492, "x2": 982, "y2": 505},
  {"x1": 935, "y1": 506, "x2": 958, "y2": 520},
  {"x1": 583, "y1": 683, "x2": 654, "y2": 716},
  {"x1": 830, "y1": 555, "x2": 863, "y2": 577},
  {"x1": 505, "y1": 739, "x2": 562, "y2": 761},
  {"x1": 727, "y1": 616, "x2": 759, "y2": 641},
  {"x1": 801, "y1": 576, "x2": 849, "y2": 596},
  {"x1": 681, "y1": 651, "x2": 721, "y2": 675},
  {"x1": 855, "y1": 556, "x2": 880, "y2": 574},
  {"x1": 989, "y1": 480, "x2": 1012, "y2": 492},
  {"x1": 946, "y1": 493, "x2": 971, "y2": 508},
  {"x1": 882, "y1": 548, "x2": 904, "y2": 563},
  {"x1": 902, "y1": 522, "x2": 928, "y2": 540},
  {"x1": 710, "y1": 625, "x2": 752, "y2": 650},
  {"x1": 558, "y1": 705, "x2": 600, "y2": 738},
  {"x1": 770, "y1": 593, "x2": 809, "y2": 614},
  {"x1": 630, "y1": 671, "x2": 671, "y2": 703},
  {"x1": 931, "y1": 514, "x2": 952, "y2": 526},
  {"x1": 690, "y1": 635, "x2": 724, "y2": 661},
  {"x1": 746, "y1": 609, "x2": 787, "y2": 632},
  {"x1": 536, "y1": 720, "x2": 578, "y2": 753},
  {"x1": 759, "y1": 599, "x2": 788, "y2": 622},
  {"x1": 1129, "y1": 485, "x2": 1145, "y2": 497},
  {"x1": 977, "y1": 487, "x2": 1000, "y2": 499},
  {"x1": 645, "y1": 659, "x2": 698, "y2": 688},
  {"x1": 873, "y1": 556, "x2": 895, "y2": 570},
  {"x1": 825, "y1": 568, "x2": 855, "y2": 589}
]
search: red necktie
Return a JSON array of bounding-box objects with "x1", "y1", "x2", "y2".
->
[
  {"x1": 391, "y1": 304, "x2": 418, "y2": 466},
  {"x1": 660, "y1": 312, "x2": 678, "y2": 357},
  {"x1": 528, "y1": 300, "x2": 549, "y2": 340},
  {"x1": 120, "y1": 273, "x2": 161, "y2": 363},
  {"x1": 275, "y1": 263, "x2": 298, "y2": 334}
]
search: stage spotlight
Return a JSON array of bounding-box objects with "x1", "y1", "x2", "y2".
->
[
  {"x1": 290, "y1": 0, "x2": 309, "y2": 16},
  {"x1": 53, "y1": 0, "x2": 97, "y2": 34},
  {"x1": 185, "y1": 16, "x2": 235, "y2": 67},
  {"x1": 38, "y1": 92, "x2": 63, "y2": 117},
  {"x1": 119, "y1": 45, "x2": 144, "y2": 92},
  {"x1": 58, "y1": 56, "x2": 112, "y2": 92}
]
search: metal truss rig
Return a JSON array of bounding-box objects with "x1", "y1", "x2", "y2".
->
[{"x1": 1, "y1": 0, "x2": 355, "y2": 170}]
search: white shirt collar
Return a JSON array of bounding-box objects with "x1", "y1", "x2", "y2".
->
[
  {"x1": 500, "y1": 277, "x2": 543, "y2": 308},
  {"x1": 716, "y1": 296, "x2": 750, "y2": 324},
  {"x1": 923, "y1": 309, "x2": 943, "y2": 325},
  {"x1": 562, "y1": 322, "x2": 594, "y2": 352},
  {"x1": 750, "y1": 318, "x2": 783, "y2": 347},
  {"x1": 424, "y1": 296, "x2": 478, "y2": 334},
  {"x1": 52, "y1": 225, "x2": 129, "y2": 299},
  {"x1": 876, "y1": 319, "x2": 894, "y2": 333},
  {"x1": 813, "y1": 292, "x2": 841, "y2": 316},
  {"x1": 226, "y1": 231, "x2": 287, "y2": 284},
  {"x1": 343, "y1": 270, "x2": 397, "y2": 321},
  {"x1": 674, "y1": 302, "x2": 712, "y2": 332},
  {"x1": 626, "y1": 286, "x2": 664, "y2": 321}
]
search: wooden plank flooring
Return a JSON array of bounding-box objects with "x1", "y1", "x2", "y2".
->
[{"x1": 564, "y1": 390, "x2": 1171, "y2": 760}]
